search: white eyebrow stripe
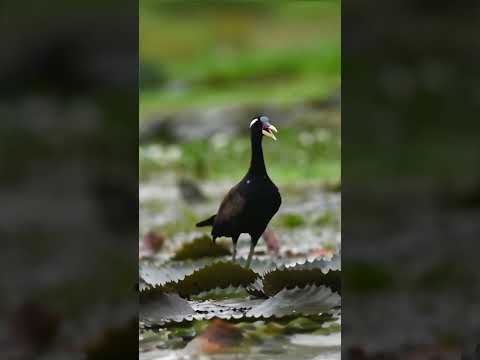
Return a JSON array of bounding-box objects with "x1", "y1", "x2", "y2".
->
[{"x1": 249, "y1": 118, "x2": 259, "y2": 128}]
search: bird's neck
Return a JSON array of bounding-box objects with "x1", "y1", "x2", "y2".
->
[{"x1": 248, "y1": 133, "x2": 267, "y2": 176}]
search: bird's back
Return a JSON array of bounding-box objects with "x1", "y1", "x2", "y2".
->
[{"x1": 212, "y1": 175, "x2": 281, "y2": 238}]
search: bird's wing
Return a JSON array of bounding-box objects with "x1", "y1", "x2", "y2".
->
[{"x1": 214, "y1": 184, "x2": 246, "y2": 227}]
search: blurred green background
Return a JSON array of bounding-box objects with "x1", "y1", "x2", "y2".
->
[
  {"x1": 140, "y1": 1, "x2": 340, "y2": 113},
  {"x1": 139, "y1": 1, "x2": 341, "y2": 185}
]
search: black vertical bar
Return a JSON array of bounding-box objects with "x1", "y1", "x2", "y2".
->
[
  {"x1": 0, "y1": 0, "x2": 139, "y2": 358},
  {"x1": 343, "y1": 0, "x2": 480, "y2": 358}
]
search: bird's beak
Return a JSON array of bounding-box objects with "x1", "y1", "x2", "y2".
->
[{"x1": 262, "y1": 124, "x2": 278, "y2": 141}]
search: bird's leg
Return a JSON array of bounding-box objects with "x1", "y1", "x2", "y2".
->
[
  {"x1": 231, "y1": 236, "x2": 239, "y2": 263},
  {"x1": 245, "y1": 240, "x2": 257, "y2": 268}
]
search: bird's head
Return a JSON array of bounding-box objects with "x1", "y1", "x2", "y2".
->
[{"x1": 249, "y1": 115, "x2": 278, "y2": 141}]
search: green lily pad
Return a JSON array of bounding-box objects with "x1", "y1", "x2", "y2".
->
[
  {"x1": 140, "y1": 292, "x2": 195, "y2": 324},
  {"x1": 246, "y1": 285, "x2": 340, "y2": 318},
  {"x1": 284, "y1": 253, "x2": 341, "y2": 272},
  {"x1": 140, "y1": 259, "x2": 211, "y2": 287},
  {"x1": 192, "y1": 286, "x2": 251, "y2": 301},
  {"x1": 163, "y1": 261, "x2": 259, "y2": 297},
  {"x1": 262, "y1": 269, "x2": 341, "y2": 296},
  {"x1": 173, "y1": 235, "x2": 231, "y2": 261}
]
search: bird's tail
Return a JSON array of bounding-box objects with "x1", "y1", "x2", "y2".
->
[{"x1": 196, "y1": 214, "x2": 216, "y2": 227}]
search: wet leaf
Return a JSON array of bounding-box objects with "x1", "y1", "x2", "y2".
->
[
  {"x1": 140, "y1": 292, "x2": 195, "y2": 324},
  {"x1": 140, "y1": 259, "x2": 213, "y2": 287},
  {"x1": 173, "y1": 235, "x2": 231, "y2": 261},
  {"x1": 246, "y1": 278, "x2": 267, "y2": 298},
  {"x1": 191, "y1": 298, "x2": 263, "y2": 319},
  {"x1": 192, "y1": 286, "x2": 250, "y2": 301},
  {"x1": 246, "y1": 285, "x2": 340, "y2": 318},
  {"x1": 162, "y1": 262, "x2": 259, "y2": 297},
  {"x1": 139, "y1": 277, "x2": 150, "y2": 292},
  {"x1": 284, "y1": 253, "x2": 341, "y2": 271},
  {"x1": 245, "y1": 255, "x2": 341, "y2": 296},
  {"x1": 235, "y1": 258, "x2": 280, "y2": 274},
  {"x1": 262, "y1": 269, "x2": 341, "y2": 296}
]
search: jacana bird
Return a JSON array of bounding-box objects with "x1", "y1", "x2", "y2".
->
[{"x1": 196, "y1": 115, "x2": 281, "y2": 267}]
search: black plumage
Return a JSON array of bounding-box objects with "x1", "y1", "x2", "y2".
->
[{"x1": 196, "y1": 115, "x2": 281, "y2": 267}]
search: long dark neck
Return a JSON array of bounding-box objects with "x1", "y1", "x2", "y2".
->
[{"x1": 248, "y1": 131, "x2": 267, "y2": 176}]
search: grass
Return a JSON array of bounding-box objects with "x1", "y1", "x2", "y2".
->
[
  {"x1": 139, "y1": 1, "x2": 340, "y2": 118},
  {"x1": 140, "y1": 125, "x2": 340, "y2": 185},
  {"x1": 140, "y1": 45, "x2": 339, "y2": 116}
]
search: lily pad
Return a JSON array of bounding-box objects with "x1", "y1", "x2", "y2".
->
[
  {"x1": 262, "y1": 269, "x2": 341, "y2": 296},
  {"x1": 173, "y1": 235, "x2": 231, "y2": 261},
  {"x1": 140, "y1": 260, "x2": 210, "y2": 287},
  {"x1": 162, "y1": 262, "x2": 259, "y2": 297},
  {"x1": 284, "y1": 253, "x2": 341, "y2": 272},
  {"x1": 140, "y1": 292, "x2": 195, "y2": 324},
  {"x1": 192, "y1": 286, "x2": 251, "y2": 301},
  {"x1": 139, "y1": 277, "x2": 150, "y2": 292},
  {"x1": 246, "y1": 278, "x2": 268, "y2": 298},
  {"x1": 246, "y1": 285, "x2": 340, "y2": 318},
  {"x1": 191, "y1": 298, "x2": 263, "y2": 319}
]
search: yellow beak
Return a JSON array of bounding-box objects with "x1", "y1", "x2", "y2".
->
[{"x1": 262, "y1": 124, "x2": 278, "y2": 141}]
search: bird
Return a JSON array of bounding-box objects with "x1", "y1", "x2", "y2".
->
[{"x1": 196, "y1": 115, "x2": 282, "y2": 268}]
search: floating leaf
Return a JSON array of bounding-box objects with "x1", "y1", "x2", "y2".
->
[
  {"x1": 140, "y1": 260, "x2": 209, "y2": 287},
  {"x1": 262, "y1": 269, "x2": 341, "y2": 296},
  {"x1": 192, "y1": 286, "x2": 250, "y2": 301},
  {"x1": 139, "y1": 277, "x2": 150, "y2": 292},
  {"x1": 246, "y1": 278, "x2": 267, "y2": 298},
  {"x1": 162, "y1": 262, "x2": 259, "y2": 297},
  {"x1": 140, "y1": 292, "x2": 195, "y2": 324},
  {"x1": 246, "y1": 285, "x2": 339, "y2": 318},
  {"x1": 191, "y1": 298, "x2": 263, "y2": 319},
  {"x1": 235, "y1": 258, "x2": 280, "y2": 274},
  {"x1": 173, "y1": 235, "x2": 231, "y2": 261},
  {"x1": 284, "y1": 253, "x2": 341, "y2": 272}
]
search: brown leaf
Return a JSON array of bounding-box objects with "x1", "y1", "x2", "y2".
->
[{"x1": 185, "y1": 319, "x2": 243, "y2": 354}]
